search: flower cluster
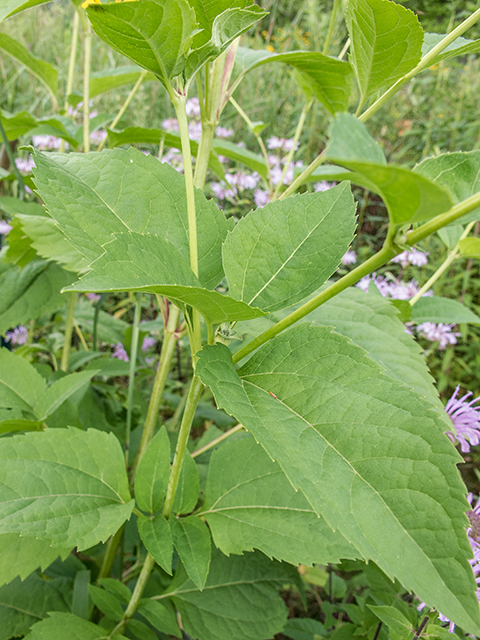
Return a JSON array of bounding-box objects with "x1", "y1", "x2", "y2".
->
[
  {"x1": 391, "y1": 248, "x2": 429, "y2": 268},
  {"x1": 4, "y1": 325, "x2": 28, "y2": 346},
  {"x1": 445, "y1": 386, "x2": 480, "y2": 452},
  {"x1": 417, "y1": 322, "x2": 460, "y2": 350},
  {"x1": 356, "y1": 274, "x2": 432, "y2": 301},
  {"x1": 0, "y1": 220, "x2": 12, "y2": 235}
]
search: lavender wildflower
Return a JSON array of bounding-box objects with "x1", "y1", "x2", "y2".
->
[
  {"x1": 112, "y1": 343, "x2": 129, "y2": 362},
  {"x1": 417, "y1": 322, "x2": 460, "y2": 350},
  {"x1": 254, "y1": 188, "x2": 270, "y2": 207},
  {"x1": 86, "y1": 293, "x2": 101, "y2": 303},
  {"x1": 188, "y1": 122, "x2": 203, "y2": 141},
  {"x1": 215, "y1": 126, "x2": 233, "y2": 138},
  {"x1": 32, "y1": 135, "x2": 63, "y2": 150},
  {"x1": 162, "y1": 118, "x2": 179, "y2": 131},
  {"x1": 356, "y1": 273, "x2": 390, "y2": 296},
  {"x1": 142, "y1": 336, "x2": 156, "y2": 352},
  {"x1": 314, "y1": 181, "x2": 334, "y2": 192},
  {"x1": 267, "y1": 136, "x2": 298, "y2": 152},
  {"x1": 0, "y1": 221, "x2": 12, "y2": 235},
  {"x1": 388, "y1": 279, "x2": 420, "y2": 300},
  {"x1": 391, "y1": 248, "x2": 429, "y2": 268},
  {"x1": 90, "y1": 129, "x2": 107, "y2": 145},
  {"x1": 445, "y1": 386, "x2": 480, "y2": 452},
  {"x1": 5, "y1": 325, "x2": 28, "y2": 346},
  {"x1": 15, "y1": 157, "x2": 35, "y2": 173},
  {"x1": 185, "y1": 97, "x2": 201, "y2": 117},
  {"x1": 341, "y1": 250, "x2": 357, "y2": 266}
]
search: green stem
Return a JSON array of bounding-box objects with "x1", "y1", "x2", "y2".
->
[
  {"x1": 93, "y1": 293, "x2": 107, "y2": 351},
  {"x1": 59, "y1": 9, "x2": 79, "y2": 153},
  {"x1": 80, "y1": 13, "x2": 92, "y2": 153},
  {"x1": 123, "y1": 553, "x2": 156, "y2": 620},
  {"x1": 97, "y1": 70, "x2": 148, "y2": 152},
  {"x1": 130, "y1": 305, "x2": 181, "y2": 482},
  {"x1": 273, "y1": 98, "x2": 313, "y2": 200},
  {"x1": 232, "y1": 243, "x2": 397, "y2": 364},
  {"x1": 162, "y1": 376, "x2": 204, "y2": 518},
  {"x1": 409, "y1": 221, "x2": 476, "y2": 306},
  {"x1": 280, "y1": 149, "x2": 327, "y2": 200},
  {"x1": 60, "y1": 292, "x2": 77, "y2": 372},
  {"x1": 97, "y1": 526, "x2": 124, "y2": 582},
  {"x1": 166, "y1": 385, "x2": 188, "y2": 432},
  {"x1": 125, "y1": 293, "x2": 142, "y2": 466},
  {"x1": 323, "y1": 0, "x2": 341, "y2": 55},
  {"x1": 194, "y1": 122, "x2": 215, "y2": 189},
  {"x1": 191, "y1": 423, "x2": 244, "y2": 459},
  {"x1": 0, "y1": 117, "x2": 25, "y2": 199},
  {"x1": 338, "y1": 37, "x2": 350, "y2": 60}
]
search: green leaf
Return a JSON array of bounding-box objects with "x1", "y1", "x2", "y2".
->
[
  {"x1": 135, "y1": 426, "x2": 170, "y2": 514},
  {"x1": 137, "y1": 599, "x2": 181, "y2": 638},
  {"x1": 327, "y1": 114, "x2": 453, "y2": 224},
  {"x1": 137, "y1": 514, "x2": 173, "y2": 574},
  {"x1": 88, "y1": 585, "x2": 124, "y2": 622},
  {"x1": 411, "y1": 296, "x2": 480, "y2": 326},
  {"x1": 87, "y1": 0, "x2": 196, "y2": 86},
  {"x1": 438, "y1": 225, "x2": 464, "y2": 250},
  {"x1": 0, "y1": 573, "x2": 69, "y2": 639},
  {"x1": 69, "y1": 66, "x2": 156, "y2": 104},
  {"x1": 459, "y1": 237, "x2": 480, "y2": 258},
  {"x1": 283, "y1": 618, "x2": 326, "y2": 640},
  {"x1": 236, "y1": 47, "x2": 353, "y2": 115},
  {"x1": 223, "y1": 183, "x2": 356, "y2": 312},
  {"x1": 414, "y1": 151, "x2": 480, "y2": 225},
  {"x1": 66, "y1": 232, "x2": 265, "y2": 325},
  {"x1": 0, "y1": 0, "x2": 50, "y2": 20},
  {"x1": 34, "y1": 370, "x2": 96, "y2": 420},
  {"x1": 5, "y1": 217, "x2": 39, "y2": 268},
  {"x1": 0, "y1": 533, "x2": 71, "y2": 587},
  {"x1": 74, "y1": 299, "x2": 129, "y2": 345},
  {"x1": 72, "y1": 570, "x2": 92, "y2": 620},
  {"x1": 170, "y1": 515, "x2": 211, "y2": 590},
  {"x1": 105, "y1": 126, "x2": 225, "y2": 180},
  {"x1": 0, "y1": 256, "x2": 73, "y2": 335},
  {"x1": 345, "y1": 0, "x2": 423, "y2": 109},
  {"x1": 0, "y1": 196, "x2": 45, "y2": 217},
  {"x1": 0, "y1": 32, "x2": 57, "y2": 97},
  {"x1": 0, "y1": 347, "x2": 46, "y2": 411},
  {"x1": 98, "y1": 578, "x2": 132, "y2": 605},
  {"x1": 422, "y1": 33, "x2": 480, "y2": 64},
  {"x1": 0, "y1": 110, "x2": 77, "y2": 146},
  {"x1": 162, "y1": 549, "x2": 292, "y2": 640},
  {"x1": 201, "y1": 437, "x2": 359, "y2": 564},
  {"x1": 126, "y1": 619, "x2": 158, "y2": 640},
  {"x1": 0, "y1": 418, "x2": 43, "y2": 434},
  {"x1": 31, "y1": 147, "x2": 231, "y2": 289},
  {"x1": 24, "y1": 612, "x2": 129, "y2": 640},
  {"x1": 0, "y1": 428, "x2": 134, "y2": 550},
  {"x1": 196, "y1": 328, "x2": 480, "y2": 634},
  {"x1": 367, "y1": 605, "x2": 413, "y2": 640},
  {"x1": 172, "y1": 451, "x2": 199, "y2": 514}
]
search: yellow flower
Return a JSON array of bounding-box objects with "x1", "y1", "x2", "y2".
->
[
  {"x1": 81, "y1": 0, "x2": 100, "y2": 8},
  {"x1": 267, "y1": 45, "x2": 274, "y2": 52}
]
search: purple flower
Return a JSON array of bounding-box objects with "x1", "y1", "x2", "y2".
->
[
  {"x1": 388, "y1": 279, "x2": 420, "y2": 300},
  {"x1": 267, "y1": 136, "x2": 298, "y2": 152},
  {"x1": 314, "y1": 181, "x2": 335, "y2": 192},
  {"x1": 0, "y1": 221, "x2": 12, "y2": 235},
  {"x1": 215, "y1": 126, "x2": 233, "y2": 138},
  {"x1": 32, "y1": 135, "x2": 63, "y2": 150},
  {"x1": 4, "y1": 325, "x2": 28, "y2": 346},
  {"x1": 356, "y1": 273, "x2": 390, "y2": 297},
  {"x1": 445, "y1": 386, "x2": 480, "y2": 452},
  {"x1": 86, "y1": 293, "x2": 101, "y2": 303},
  {"x1": 162, "y1": 118, "x2": 179, "y2": 131},
  {"x1": 417, "y1": 322, "x2": 460, "y2": 349},
  {"x1": 186, "y1": 97, "x2": 201, "y2": 117},
  {"x1": 188, "y1": 122, "x2": 203, "y2": 141},
  {"x1": 90, "y1": 129, "x2": 107, "y2": 145},
  {"x1": 254, "y1": 188, "x2": 270, "y2": 207},
  {"x1": 15, "y1": 157, "x2": 35, "y2": 173},
  {"x1": 391, "y1": 249, "x2": 429, "y2": 268},
  {"x1": 341, "y1": 250, "x2": 357, "y2": 266},
  {"x1": 142, "y1": 336, "x2": 156, "y2": 352},
  {"x1": 112, "y1": 343, "x2": 129, "y2": 362}
]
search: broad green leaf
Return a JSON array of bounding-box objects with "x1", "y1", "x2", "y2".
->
[
  {"x1": 135, "y1": 426, "x2": 170, "y2": 514},
  {"x1": 66, "y1": 232, "x2": 265, "y2": 325},
  {"x1": 0, "y1": 534, "x2": 71, "y2": 587},
  {"x1": 422, "y1": 33, "x2": 480, "y2": 64},
  {"x1": 68, "y1": 66, "x2": 156, "y2": 104},
  {"x1": 327, "y1": 114, "x2": 453, "y2": 224},
  {"x1": 0, "y1": 196, "x2": 45, "y2": 217},
  {"x1": 137, "y1": 514, "x2": 173, "y2": 574},
  {"x1": 196, "y1": 328, "x2": 480, "y2": 634},
  {"x1": 34, "y1": 370, "x2": 96, "y2": 420},
  {"x1": 0, "y1": 110, "x2": 77, "y2": 146},
  {"x1": 0, "y1": 347, "x2": 45, "y2": 411},
  {"x1": 24, "y1": 612, "x2": 128, "y2": 640},
  {"x1": 0, "y1": 257, "x2": 73, "y2": 334},
  {"x1": 126, "y1": 619, "x2": 157, "y2": 640},
  {"x1": 161, "y1": 549, "x2": 293, "y2": 640},
  {"x1": 0, "y1": 0, "x2": 50, "y2": 20},
  {"x1": 0, "y1": 573, "x2": 69, "y2": 639},
  {"x1": 201, "y1": 437, "x2": 359, "y2": 564},
  {"x1": 459, "y1": 237, "x2": 480, "y2": 258},
  {"x1": 283, "y1": 618, "x2": 326, "y2": 640},
  {"x1": 32, "y1": 147, "x2": 231, "y2": 289},
  {"x1": 170, "y1": 515, "x2": 211, "y2": 590},
  {"x1": 185, "y1": 4, "x2": 267, "y2": 80},
  {"x1": 98, "y1": 578, "x2": 132, "y2": 605},
  {"x1": 367, "y1": 605, "x2": 413, "y2": 640},
  {"x1": 345, "y1": 0, "x2": 423, "y2": 109},
  {"x1": 223, "y1": 183, "x2": 356, "y2": 312},
  {"x1": 236, "y1": 47, "x2": 353, "y2": 115},
  {"x1": 414, "y1": 151, "x2": 480, "y2": 225},
  {"x1": 105, "y1": 126, "x2": 225, "y2": 180},
  {"x1": 0, "y1": 32, "x2": 57, "y2": 98},
  {"x1": 87, "y1": 0, "x2": 196, "y2": 86},
  {"x1": 172, "y1": 451, "x2": 199, "y2": 514},
  {"x1": 138, "y1": 600, "x2": 181, "y2": 638},
  {"x1": 88, "y1": 585, "x2": 124, "y2": 622},
  {"x1": 411, "y1": 296, "x2": 480, "y2": 326},
  {"x1": 5, "y1": 217, "x2": 39, "y2": 268},
  {"x1": 438, "y1": 225, "x2": 464, "y2": 250},
  {"x1": 0, "y1": 428, "x2": 134, "y2": 550},
  {"x1": 85, "y1": 357, "x2": 130, "y2": 378}
]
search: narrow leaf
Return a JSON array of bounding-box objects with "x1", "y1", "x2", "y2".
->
[
  {"x1": 34, "y1": 370, "x2": 96, "y2": 420},
  {"x1": 411, "y1": 297, "x2": 480, "y2": 326},
  {"x1": 196, "y1": 328, "x2": 480, "y2": 633},
  {"x1": 0, "y1": 32, "x2": 57, "y2": 97},
  {"x1": 172, "y1": 451, "x2": 199, "y2": 514},
  {"x1": 170, "y1": 515, "x2": 211, "y2": 590},
  {"x1": 223, "y1": 183, "x2": 357, "y2": 312},
  {"x1": 0, "y1": 428, "x2": 134, "y2": 550},
  {"x1": 135, "y1": 426, "x2": 170, "y2": 514},
  {"x1": 137, "y1": 514, "x2": 173, "y2": 574}
]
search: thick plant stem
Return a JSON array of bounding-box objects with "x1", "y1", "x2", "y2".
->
[
  {"x1": 0, "y1": 117, "x2": 25, "y2": 199},
  {"x1": 60, "y1": 292, "x2": 77, "y2": 372},
  {"x1": 323, "y1": 0, "x2": 341, "y2": 55},
  {"x1": 80, "y1": 13, "x2": 92, "y2": 153},
  {"x1": 409, "y1": 221, "x2": 476, "y2": 306},
  {"x1": 125, "y1": 294, "x2": 142, "y2": 466},
  {"x1": 130, "y1": 305, "x2": 181, "y2": 482},
  {"x1": 191, "y1": 423, "x2": 244, "y2": 458},
  {"x1": 97, "y1": 70, "x2": 147, "y2": 152},
  {"x1": 122, "y1": 553, "x2": 156, "y2": 621},
  {"x1": 162, "y1": 376, "x2": 204, "y2": 518},
  {"x1": 232, "y1": 243, "x2": 397, "y2": 364}
]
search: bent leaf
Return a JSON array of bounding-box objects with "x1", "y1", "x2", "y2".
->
[
  {"x1": 196, "y1": 327, "x2": 480, "y2": 634},
  {"x1": 422, "y1": 33, "x2": 480, "y2": 64},
  {"x1": 411, "y1": 297, "x2": 480, "y2": 326},
  {"x1": 31, "y1": 147, "x2": 231, "y2": 289},
  {"x1": 345, "y1": 0, "x2": 423, "y2": 109},
  {"x1": 0, "y1": 32, "x2": 57, "y2": 98},
  {"x1": 0, "y1": 428, "x2": 134, "y2": 550},
  {"x1": 34, "y1": 370, "x2": 96, "y2": 420},
  {"x1": 223, "y1": 183, "x2": 357, "y2": 312},
  {"x1": 201, "y1": 437, "x2": 360, "y2": 565}
]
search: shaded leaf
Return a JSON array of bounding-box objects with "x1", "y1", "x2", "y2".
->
[
  {"x1": 0, "y1": 196, "x2": 45, "y2": 217},
  {"x1": 0, "y1": 428, "x2": 134, "y2": 550},
  {"x1": 0, "y1": 110, "x2": 77, "y2": 146},
  {"x1": 411, "y1": 297, "x2": 480, "y2": 326},
  {"x1": 138, "y1": 514, "x2": 173, "y2": 574},
  {"x1": 68, "y1": 65, "x2": 156, "y2": 105},
  {"x1": 88, "y1": 585, "x2": 124, "y2": 622},
  {"x1": 34, "y1": 370, "x2": 96, "y2": 420},
  {"x1": 24, "y1": 612, "x2": 129, "y2": 639},
  {"x1": 223, "y1": 183, "x2": 356, "y2": 312},
  {"x1": 0, "y1": 32, "x2": 57, "y2": 97},
  {"x1": 367, "y1": 605, "x2": 413, "y2": 640},
  {"x1": 172, "y1": 451, "x2": 199, "y2": 514},
  {"x1": 170, "y1": 515, "x2": 211, "y2": 589},
  {"x1": 135, "y1": 426, "x2": 170, "y2": 514},
  {"x1": 138, "y1": 599, "x2": 181, "y2": 638},
  {"x1": 98, "y1": 578, "x2": 132, "y2": 605},
  {"x1": 459, "y1": 237, "x2": 480, "y2": 258},
  {"x1": 196, "y1": 327, "x2": 480, "y2": 633},
  {"x1": 0, "y1": 347, "x2": 45, "y2": 411}
]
